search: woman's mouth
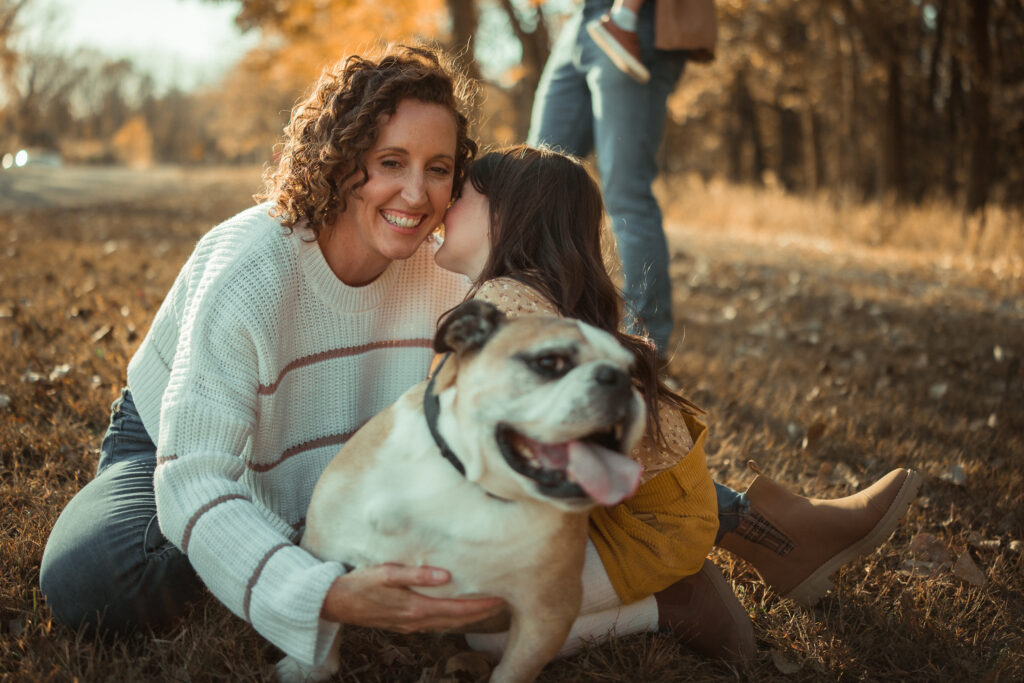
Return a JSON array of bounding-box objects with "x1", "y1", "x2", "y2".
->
[{"x1": 381, "y1": 210, "x2": 424, "y2": 231}]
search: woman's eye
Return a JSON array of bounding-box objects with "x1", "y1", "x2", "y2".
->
[
  {"x1": 430, "y1": 165, "x2": 452, "y2": 176},
  {"x1": 380, "y1": 159, "x2": 401, "y2": 168}
]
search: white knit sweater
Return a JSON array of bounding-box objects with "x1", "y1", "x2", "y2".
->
[{"x1": 126, "y1": 203, "x2": 470, "y2": 666}]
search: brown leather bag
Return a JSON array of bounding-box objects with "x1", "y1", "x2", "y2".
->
[{"x1": 654, "y1": 0, "x2": 718, "y2": 61}]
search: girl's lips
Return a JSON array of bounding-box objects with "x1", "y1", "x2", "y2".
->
[{"x1": 381, "y1": 210, "x2": 425, "y2": 230}]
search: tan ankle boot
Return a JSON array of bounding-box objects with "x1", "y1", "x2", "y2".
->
[
  {"x1": 654, "y1": 559, "x2": 755, "y2": 663},
  {"x1": 719, "y1": 467, "x2": 922, "y2": 606}
]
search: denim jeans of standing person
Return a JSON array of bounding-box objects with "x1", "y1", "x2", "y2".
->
[
  {"x1": 528, "y1": 0, "x2": 683, "y2": 356},
  {"x1": 39, "y1": 388, "x2": 205, "y2": 632},
  {"x1": 528, "y1": 0, "x2": 749, "y2": 533}
]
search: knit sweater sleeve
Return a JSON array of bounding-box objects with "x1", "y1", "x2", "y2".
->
[{"x1": 152, "y1": 227, "x2": 342, "y2": 667}]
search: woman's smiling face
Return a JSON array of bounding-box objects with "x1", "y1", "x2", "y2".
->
[
  {"x1": 323, "y1": 98, "x2": 458, "y2": 286},
  {"x1": 436, "y1": 183, "x2": 492, "y2": 282}
]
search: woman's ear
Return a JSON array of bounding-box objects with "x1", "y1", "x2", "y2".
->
[{"x1": 434, "y1": 300, "x2": 506, "y2": 354}]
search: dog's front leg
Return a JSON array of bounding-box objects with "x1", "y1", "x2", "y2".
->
[
  {"x1": 275, "y1": 630, "x2": 342, "y2": 683},
  {"x1": 489, "y1": 587, "x2": 581, "y2": 683}
]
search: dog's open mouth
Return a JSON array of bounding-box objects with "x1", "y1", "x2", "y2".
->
[{"x1": 496, "y1": 423, "x2": 642, "y2": 505}]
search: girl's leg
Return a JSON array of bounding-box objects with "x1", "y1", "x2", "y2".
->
[
  {"x1": 39, "y1": 389, "x2": 205, "y2": 632},
  {"x1": 715, "y1": 465, "x2": 922, "y2": 606},
  {"x1": 466, "y1": 542, "x2": 752, "y2": 662},
  {"x1": 714, "y1": 481, "x2": 750, "y2": 542}
]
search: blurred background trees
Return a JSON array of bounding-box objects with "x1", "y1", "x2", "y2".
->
[{"x1": 1, "y1": 0, "x2": 1021, "y2": 214}]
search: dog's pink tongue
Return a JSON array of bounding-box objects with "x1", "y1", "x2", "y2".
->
[{"x1": 567, "y1": 442, "x2": 643, "y2": 505}]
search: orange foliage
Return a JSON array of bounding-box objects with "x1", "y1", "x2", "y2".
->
[{"x1": 242, "y1": 0, "x2": 449, "y2": 93}]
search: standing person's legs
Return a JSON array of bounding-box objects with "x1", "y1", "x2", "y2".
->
[
  {"x1": 583, "y1": 1, "x2": 685, "y2": 356},
  {"x1": 39, "y1": 389, "x2": 205, "y2": 632},
  {"x1": 527, "y1": 5, "x2": 595, "y2": 158}
]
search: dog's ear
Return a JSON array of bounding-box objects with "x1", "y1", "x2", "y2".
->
[{"x1": 434, "y1": 300, "x2": 507, "y2": 354}]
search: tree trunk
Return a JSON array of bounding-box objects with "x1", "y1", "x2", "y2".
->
[
  {"x1": 945, "y1": 54, "x2": 963, "y2": 200},
  {"x1": 731, "y1": 69, "x2": 764, "y2": 185},
  {"x1": 884, "y1": 54, "x2": 907, "y2": 200},
  {"x1": 965, "y1": 0, "x2": 992, "y2": 215},
  {"x1": 445, "y1": 0, "x2": 481, "y2": 80},
  {"x1": 496, "y1": 0, "x2": 550, "y2": 140}
]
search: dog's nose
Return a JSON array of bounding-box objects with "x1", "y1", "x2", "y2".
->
[{"x1": 594, "y1": 365, "x2": 627, "y2": 388}]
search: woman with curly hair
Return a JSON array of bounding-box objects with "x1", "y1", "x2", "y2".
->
[{"x1": 39, "y1": 45, "x2": 505, "y2": 668}]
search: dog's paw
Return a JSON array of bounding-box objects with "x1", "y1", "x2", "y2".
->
[{"x1": 275, "y1": 655, "x2": 333, "y2": 683}]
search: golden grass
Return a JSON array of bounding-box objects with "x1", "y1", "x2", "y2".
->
[{"x1": 2, "y1": 166, "x2": 1022, "y2": 681}]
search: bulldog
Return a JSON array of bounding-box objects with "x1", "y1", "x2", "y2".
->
[{"x1": 277, "y1": 300, "x2": 647, "y2": 683}]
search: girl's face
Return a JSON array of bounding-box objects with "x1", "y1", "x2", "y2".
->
[
  {"x1": 436, "y1": 182, "x2": 491, "y2": 282},
  {"x1": 323, "y1": 98, "x2": 457, "y2": 286}
]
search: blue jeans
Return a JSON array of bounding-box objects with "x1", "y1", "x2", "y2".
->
[
  {"x1": 39, "y1": 389, "x2": 204, "y2": 633},
  {"x1": 528, "y1": 0, "x2": 686, "y2": 354}
]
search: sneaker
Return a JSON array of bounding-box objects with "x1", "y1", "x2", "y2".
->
[{"x1": 586, "y1": 15, "x2": 651, "y2": 83}]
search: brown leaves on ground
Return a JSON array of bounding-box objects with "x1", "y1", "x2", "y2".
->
[{"x1": 2, "y1": 168, "x2": 1023, "y2": 681}]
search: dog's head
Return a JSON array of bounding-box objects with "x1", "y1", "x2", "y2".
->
[{"x1": 431, "y1": 300, "x2": 646, "y2": 510}]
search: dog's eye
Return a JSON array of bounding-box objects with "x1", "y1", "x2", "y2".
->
[{"x1": 529, "y1": 353, "x2": 573, "y2": 378}]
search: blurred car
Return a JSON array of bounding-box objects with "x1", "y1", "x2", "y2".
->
[{"x1": 1, "y1": 148, "x2": 63, "y2": 169}]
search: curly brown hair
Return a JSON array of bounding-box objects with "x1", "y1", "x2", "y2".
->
[{"x1": 259, "y1": 45, "x2": 478, "y2": 237}]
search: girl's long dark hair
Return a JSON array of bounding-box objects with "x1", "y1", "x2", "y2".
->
[{"x1": 466, "y1": 145, "x2": 701, "y2": 442}]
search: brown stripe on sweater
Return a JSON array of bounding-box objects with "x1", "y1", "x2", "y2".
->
[
  {"x1": 257, "y1": 338, "x2": 433, "y2": 395},
  {"x1": 181, "y1": 493, "x2": 251, "y2": 554},
  {"x1": 248, "y1": 428, "x2": 361, "y2": 473},
  {"x1": 156, "y1": 454, "x2": 178, "y2": 466},
  {"x1": 243, "y1": 542, "x2": 290, "y2": 621}
]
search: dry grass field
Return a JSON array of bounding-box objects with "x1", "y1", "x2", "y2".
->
[{"x1": 1, "y1": 165, "x2": 1022, "y2": 681}]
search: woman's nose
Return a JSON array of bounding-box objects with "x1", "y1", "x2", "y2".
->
[{"x1": 402, "y1": 172, "x2": 428, "y2": 206}]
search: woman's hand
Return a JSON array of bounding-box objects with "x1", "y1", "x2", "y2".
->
[{"x1": 321, "y1": 563, "x2": 507, "y2": 633}]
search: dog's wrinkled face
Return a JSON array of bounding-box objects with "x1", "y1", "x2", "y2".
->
[{"x1": 433, "y1": 301, "x2": 646, "y2": 510}]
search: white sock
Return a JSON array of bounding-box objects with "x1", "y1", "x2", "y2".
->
[
  {"x1": 610, "y1": 7, "x2": 638, "y2": 32},
  {"x1": 465, "y1": 540, "x2": 661, "y2": 659}
]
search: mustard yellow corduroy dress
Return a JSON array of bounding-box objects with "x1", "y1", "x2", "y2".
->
[{"x1": 472, "y1": 278, "x2": 718, "y2": 604}]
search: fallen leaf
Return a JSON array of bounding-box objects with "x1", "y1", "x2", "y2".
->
[
  {"x1": 1009, "y1": 540, "x2": 1022, "y2": 554},
  {"x1": 901, "y1": 559, "x2": 944, "y2": 576},
  {"x1": 378, "y1": 645, "x2": 415, "y2": 667},
  {"x1": 909, "y1": 532, "x2": 950, "y2": 563},
  {"x1": 90, "y1": 325, "x2": 112, "y2": 343},
  {"x1": 20, "y1": 370, "x2": 44, "y2": 384},
  {"x1": 444, "y1": 651, "x2": 492, "y2": 680},
  {"x1": 929, "y1": 382, "x2": 948, "y2": 400},
  {"x1": 0, "y1": 393, "x2": 9, "y2": 409},
  {"x1": 832, "y1": 461, "x2": 860, "y2": 488},
  {"x1": 771, "y1": 649, "x2": 803, "y2": 674},
  {"x1": 940, "y1": 464, "x2": 967, "y2": 486},
  {"x1": 49, "y1": 364, "x2": 71, "y2": 381},
  {"x1": 802, "y1": 421, "x2": 827, "y2": 451},
  {"x1": 967, "y1": 532, "x2": 1001, "y2": 551},
  {"x1": 952, "y1": 552, "x2": 986, "y2": 586}
]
